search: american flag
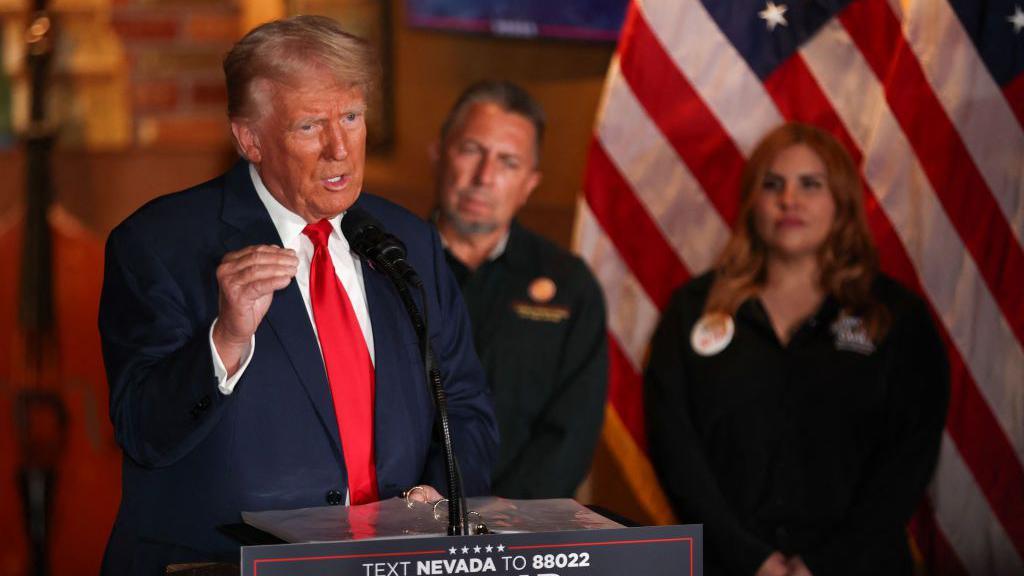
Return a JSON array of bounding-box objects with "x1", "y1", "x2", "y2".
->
[{"x1": 574, "y1": 1, "x2": 1024, "y2": 573}]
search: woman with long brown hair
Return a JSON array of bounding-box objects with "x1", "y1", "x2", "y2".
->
[{"x1": 645, "y1": 123, "x2": 948, "y2": 576}]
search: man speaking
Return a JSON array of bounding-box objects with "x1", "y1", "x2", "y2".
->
[{"x1": 98, "y1": 16, "x2": 497, "y2": 574}]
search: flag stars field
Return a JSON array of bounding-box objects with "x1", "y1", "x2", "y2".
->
[
  {"x1": 1010, "y1": 5, "x2": 1024, "y2": 34},
  {"x1": 578, "y1": 0, "x2": 1024, "y2": 573},
  {"x1": 759, "y1": 1, "x2": 788, "y2": 31}
]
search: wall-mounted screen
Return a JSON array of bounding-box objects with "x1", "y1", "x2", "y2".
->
[{"x1": 406, "y1": 0, "x2": 628, "y2": 41}]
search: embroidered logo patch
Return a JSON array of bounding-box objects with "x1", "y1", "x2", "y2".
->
[
  {"x1": 512, "y1": 302, "x2": 570, "y2": 323},
  {"x1": 528, "y1": 277, "x2": 557, "y2": 303},
  {"x1": 831, "y1": 315, "x2": 875, "y2": 355}
]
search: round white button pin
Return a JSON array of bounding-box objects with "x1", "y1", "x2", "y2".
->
[{"x1": 690, "y1": 313, "x2": 735, "y2": 356}]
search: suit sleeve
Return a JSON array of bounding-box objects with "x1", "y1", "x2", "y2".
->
[
  {"x1": 422, "y1": 226, "x2": 499, "y2": 496},
  {"x1": 801, "y1": 298, "x2": 949, "y2": 574},
  {"x1": 495, "y1": 263, "x2": 608, "y2": 497},
  {"x1": 99, "y1": 220, "x2": 229, "y2": 468},
  {"x1": 645, "y1": 289, "x2": 776, "y2": 576}
]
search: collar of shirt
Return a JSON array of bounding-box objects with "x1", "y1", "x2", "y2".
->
[
  {"x1": 250, "y1": 163, "x2": 322, "y2": 249},
  {"x1": 737, "y1": 292, "x2": 841, "y2": 347},
  {"x1": 433, "y1": 209, "x2": 512, "y2": 262},
  {"x1": 488, "y1": 232, "x2": 511, "y2": 260},
  {"x1": 248, "y1": 163, "x2": 375, "y2": 364}
]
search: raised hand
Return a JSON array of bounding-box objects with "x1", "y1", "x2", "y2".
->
[
  {"x1": 786, "y1": 556, "x2": 813, "y2": 576},
  {"x1": 212, "y1": 245, "x2": 298, "y2": 374},
  {"x1": 755, "y1": 552, "x2": 790, "y2": 576}
]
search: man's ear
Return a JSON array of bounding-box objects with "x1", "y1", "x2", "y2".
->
[
  {"x1": 427, "y1": 140, "x2": 441, "y2": 166},
  {"x1": 525, "y1": 169, "x2": 542, "y2": 200},
  {"x1": 514, "y1": 169, "x2": 542, "y2": 213},
  {"x1": 230, "y1": 120, "x2": 262, "y2": 163}
]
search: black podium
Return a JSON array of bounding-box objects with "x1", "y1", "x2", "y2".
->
[{"x1": 235, "y1": 498, "x2": 702, "y2": 576}]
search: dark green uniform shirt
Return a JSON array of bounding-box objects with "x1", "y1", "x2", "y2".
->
[{"x1": 444, "y1": 222, "x2": 608, "y2": 498}]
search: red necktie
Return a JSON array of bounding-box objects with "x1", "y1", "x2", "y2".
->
[{"x1": 303, "y1": 219, "x2": 378, "y2": 504}]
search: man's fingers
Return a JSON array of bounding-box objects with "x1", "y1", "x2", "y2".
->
[
  {"x1": 221, "y1": 253, "x2": 298, "y2": 275},
  {"x1": 241, "y1": 272, "x2": 295, "y2": 299},
  {"x1": 239, "y1": 261, "x2": 298, "y2": 284},
  {"x1": 223, "y1": 266, "x2": 296, "y2": 301},
  {"x1": 420, "y1": 485, "x2": 444, "y2": 502},
  {"x1": 220, "y1": 245, "x2": 297, "y2": 266},
  {"x1": 405, "y1": 485, "x2": 444, "y2": 503},
  {"x1": 214, "y1": 247, "x2": 298, "y2": 345},
  {"x1": 218, "y1": 249, "x2": 298, "y2": 287}
]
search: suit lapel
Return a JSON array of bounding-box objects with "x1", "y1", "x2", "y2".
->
[
  {"x1": 263, "y1": 288, "x2": 343, "y2": 457},
  {"x1": 362, "y1": 257, "x2": 409, "y2": 490},
  {"x1": 219, "y1": 161, "x2": 343, "y2": 457}
]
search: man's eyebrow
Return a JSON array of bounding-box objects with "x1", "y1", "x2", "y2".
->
[{"x1": 293, "y1": 115, "x2": 326, "y2": 126}]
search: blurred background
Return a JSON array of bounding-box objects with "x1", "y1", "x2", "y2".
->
[
  {"x1": 2, "y1": 0, "x2": 1022, "y2": 575},
  {"x1": 0, "y1": 0, "x2": 636, "y2": 573}
]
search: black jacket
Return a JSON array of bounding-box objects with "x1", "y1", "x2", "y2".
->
[
  {"x1": 645, "y1": 272, "x2": 948, "y2": 576},
  {"x1": 445, "y1": 222, "x2": 608, "y2": 498}
]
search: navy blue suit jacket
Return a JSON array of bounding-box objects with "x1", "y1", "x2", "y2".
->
[{"x1": 98, "y1": 160, "x2": 498, "y2": 575}]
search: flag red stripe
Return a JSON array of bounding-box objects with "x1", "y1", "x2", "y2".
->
[
  {"x1": 582, "y1": 139, "x2": 689, "y2": 310},
  {"x1": 943, "y1": 348, "x2": 1024, "y2": 558},
  {"x1": 840, "y1": 0, "x2": 1024, "y2": 346},
  {"x1": 607, "y1": 334, "x2": 647, "y2": 451},
  {"x1": 764, "y1": 52, "x2": 1024, "y2": 560},
  {"x1": 764, "y1": 56, "x2": 924, "y2": 292},
  {"x1": 763, "y1": 57, "x2": 864, "y2": 164},
  {"x1": 617, "y1": 5, "x2": 744, "y2": 226},
  {"x1": 1005, "y1": 73, "x2": 1024, "y2": 132},
  {"x1": 911, "y1": 498, "x2": 970, "y2": 576},
  {"x1": 584, "y1": 4, "x2": 1023, "y2": 571}
]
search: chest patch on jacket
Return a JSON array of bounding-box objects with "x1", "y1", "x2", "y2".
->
[
  {"x1": 528, "y1": 276, "x2": 557, "y2": 303},
  {"x1": 512, "y1": 301, "x2": 570, "y2": 323},
  {"x1": 831, "y1": 315, "x2": 876, "y2": 355}
]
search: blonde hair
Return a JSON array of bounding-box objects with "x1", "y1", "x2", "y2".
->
[
  {"x1": 705, "y1": 122, "x2": 887, "y2": 338},
  {"x1": 223, "y1": 15, "x2": 380, "y2": 120}
]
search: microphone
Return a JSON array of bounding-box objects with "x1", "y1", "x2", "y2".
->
[
  {"x1": 341, "y1": 206, "x2": 474, "y2": 535},
  {"x1": 340, "y1": 208, "x2": 422, "y2": 288}
]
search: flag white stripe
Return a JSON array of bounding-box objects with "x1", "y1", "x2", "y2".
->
[
  {"x1": 801, "y1": 19, "x2": 1024, "y2": 457},
  {"x1": 595, "y1": 60, "x2": 731, "y2": 275},
  {"x1": 637, "y1": 0, "x2": 783, "y2": 155},
  {"x1": 579, "y1": 1, "x2": 1024, "y2": 571},
  {"x1": 575, "y1": 199, "x2": 660, "y2": 372},
  {"x1": 932, "y1": 435, "x2": 1024, "y2": 575},
  {"x1": 896, "y1": 0, "x2": 1024, "y2": 243}
]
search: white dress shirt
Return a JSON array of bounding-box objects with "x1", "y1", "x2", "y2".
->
[{"x1": 210, "y1": 164, "x2": 375, "y2": 394}]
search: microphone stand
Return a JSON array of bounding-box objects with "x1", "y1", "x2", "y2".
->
[{"x1": 369, "y1": 257, "x2": 471, "y2": 536}]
